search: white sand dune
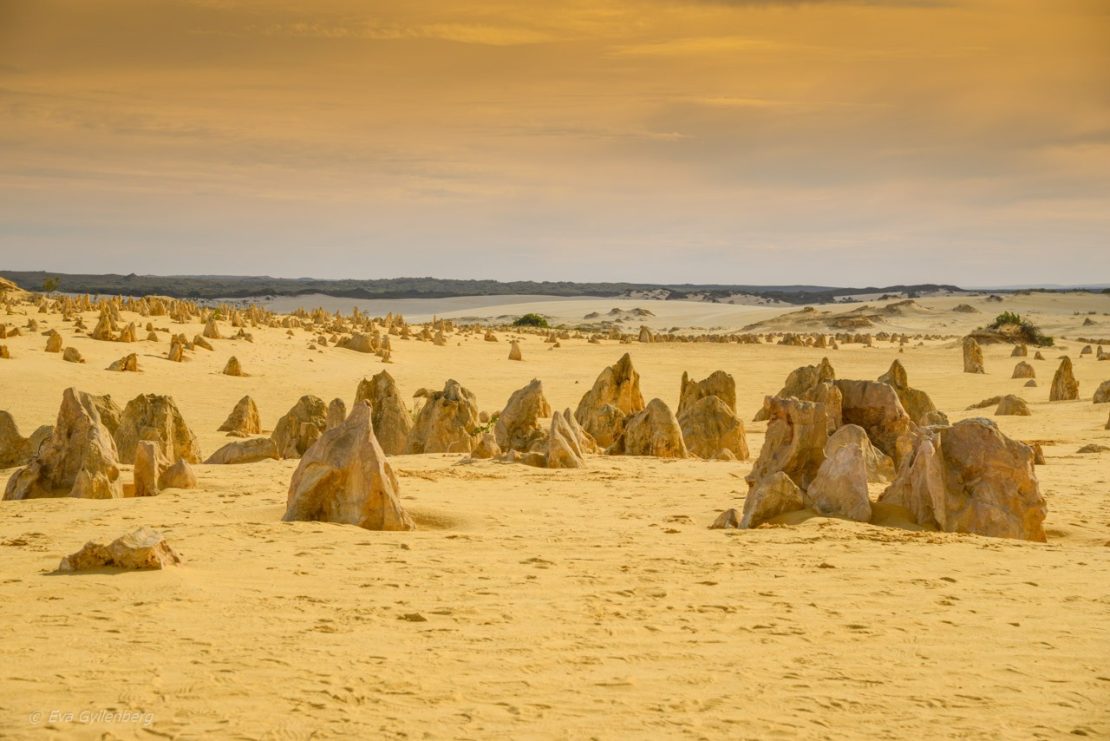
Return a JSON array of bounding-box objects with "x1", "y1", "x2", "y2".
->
[{"x1": 1, "y1": 291, "x2": 1108, "y2": 738}]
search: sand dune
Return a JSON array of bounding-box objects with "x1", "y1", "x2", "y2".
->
[{"x1": 1, "y1": 292, "x2": 1108, "y2": 738}]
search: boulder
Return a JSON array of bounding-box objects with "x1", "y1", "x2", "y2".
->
[
  {"x1": 205, "y1": 437, "x2": 279, "y2": 465},
  {"x1": 508, "y1": 340, "x2": 523, "y2": 361},
  {"x1": 574, "y1": 353, "x2": 645, "y2": 448},
  {"x1": 740, "y1": 471, "x2": 804, "y2": 529},
  {"x1": 62, "y1": 347, "x2": 84, "y2": 363},
  {"x1": 746, "y1": 397, "x2": 829, "y2": 492},
  {"x1": 326, "y1": 398, "x2": 347, "y2": 429},
  {"x1": 45, "y1": 330, "x2": 62, "y2": 353},
  {"x1": 283, "y1": 401, "x2": 415, "y2": 531},
  {"x1": 202, "y1": 317, "x2": 222, "y2": 339},
  {"x1": 963, "y1": 336, "x2": 985, "y2": 374},
  {"x1": 804, "y1": 432, "x2": 872, "y2": 522},
  {"x1": 709, "y1": 508, "x2": 740, "y2": 529},
  {"x1": 611, "y1": 398, "x2": 688, "y2": 458},
  {"x1": 877, "y1": 360, "x2": 945, "y2": 426},
  {"x1": 405, "y1": 380, "x2": 481, "y2": 454},
  {"x1": 218, "y1": 395, "x2": 262, "y2": 437},
  {"x1": 1092, "y1": 380, "x2": 1110, "y2": 404},
  {"x1": 271, "y1": 395, "x2": 328, "y2": 459},
  {"x1": 834, "y1": 380, "x2": 917, "y2": 466},
  {"x1": 1049, "y1": 357, "x2": 1079, "y2": 401},
  {"x1": 1011, "y1": 361, "x2": 1035, "y2": 379},
  {"x1": 995, "y1": 395, "x2": 1031, "y2": 416},
  {"x1": 3, "y1": 388, "x2": 123, "y2": 500},
  {"x1": 106, "y1": 353, "x2": 139, "y2": 372},
  {"x1": 494, "y1": 379, "x2": 552, "y2": 453},
  {"x1": 677, "y1": 395, "x2": 749, "y2": 460},
  {"x1": 57, "y1": 527, "x2": 182, "y2": 572},
  {"x1": 754, "y1": 358, "x2": 835, "y2": 421},
  {"x1": 879, "y1": 419, "x2": 1046, "y2": 541},
  {"x1": 354, "y1": 371, "x2": 413, "y2": 456},
  {"x1": 115, "y1": 394, "x2": 202, "y2": 465},
  {"x1": 193, "y1": 335, "x2": 213, "y2": 351},
  {"x1": 160, "y1": 459, "x2": 197, "y2": 490},
  {"x1": 470, "y1": 432, "x2": 501, "y2": 459},
  {"x1": 222, "y1": 356, "x2": 245, "y2": 376},
  {"x1": 1011, "y1": 344, "x2": 1028, "y2": 357}
]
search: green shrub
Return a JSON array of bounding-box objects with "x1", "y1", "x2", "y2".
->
[
  {"x1": 513, "y1": 313, "x2": 549, "y2": 328},
  {"x1": 986, "y1": 312, "x2": 1053, "y2": 347}
]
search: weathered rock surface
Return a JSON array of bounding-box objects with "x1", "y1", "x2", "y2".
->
[
  {"x1": 611, "y1": 398, "x2": 688, "y2": 458},
  {"x1": 879, "y1": 419, "x2": 1046, "y2": 541},
  {"x1": 205, "y1": 437, "x2": 279, "y2": 464},
  {"x1": 546, "y1": 409, "x2": 587, "y2": 468},
  {"x1": 824, "y1": 423, "x2": 895, "y2": 483},
  {"x1": 963, "y1": 336, "x2": 985, "y2": 374},
  {"x1": 804, "y1": 432, "x2": 872, "y2": 522},
  {"x1": 508, "y1": 340, "x2": 523, "y2": 361},
  {"x1": 133, "y1": 441, "x2": 169, "y2": 497},
  {"x1": 107, "y1": 353, "x2": 139, "y2": 372},
  {"x1": 1049, "y1": 357, "x2": 1079, "y2": 401},
  {"x1": 494, "y1": 379, "x2": 552, "y2": 453},
  {"x1": 58, "y1": 527, "x2": 182, "y2": 572},
  {"x1": 4, "y1": 388, "x2": 123, "y2": 500},
  {"x1": 327, "y1": 398, "x2": 347, "y2": 429},
  {"x1": 218, "y1": 395, "x2": 262, "y2": 437},
  {"x1": 574, "y1": 353, "x2": 645, "y2": 448},
  {"x1": 1092, "y1": 380, "x2": 1110, "y2": 404},
  {"x1": 354, "y1": 371, "x2": 413, "y2": 456},
  {"x1": 405, "y1": 380, "x2": 481, "y2": 454},
  {"x1": 740, "y1": 471, "x2": 804, "y2": 529},
  {"x1": 222, "y1": 356, "x2": 245, "y2": 376},
  {"x1": 746, "y1": 397, "x2": 829, "y2": 492},
  {"x1": 271, "y1": 395, "x2": 328, "y2": 459},
  {"x1": 160, "y1": 459, "x2": 197, "y2": 489},
  {"x1": 1012, "y1": 361, "x2": 1035, "y2": 379},
  {"x1": 283, "y1": 402, "x2": 415, "y2": 530},
  {"x1": 115, "y1": 394, "x2": 202, "y2": 465},
  {"x1": 834, "y1": 380, "x2": 917, "y2": 466},
  {"x1": 677, "y1": 395, "x2": 749, "y2": 460},
  {"x1": 0, "y1": 411, "x2": 48, "y2": 468},
  {"x1": 995, "y1": 395, "x2": 1031, "y2": 416},
  {"x1": 470, "y1": 432, "x2": 501, "y2": 460},
  {"x1": 678, "y1": 370, "x2": 736, "y2": 416},
  {"x1": 877, "y1": 360, "x2": 946, "y2": 426}
]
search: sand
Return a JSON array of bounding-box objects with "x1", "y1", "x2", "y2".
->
[{"x1": 1, "y1": 291, "x2": 1108, "y2": 738}]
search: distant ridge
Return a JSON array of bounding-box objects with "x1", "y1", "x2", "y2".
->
[{"x1": 0, "y1": 270, "x2": 977, "y2": 305}]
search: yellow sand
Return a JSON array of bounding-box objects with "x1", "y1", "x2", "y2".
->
[{"x1": 1, "y1": 292, "x2": 1108, "y2": 739}]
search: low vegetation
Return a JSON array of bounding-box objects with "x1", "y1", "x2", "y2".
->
[
  {"x1": 513, "y1": 313, "x2": 549, "y2": 328},
  {"x1": 987, "y1": 312, "x2": 1054, "y2": 347}
]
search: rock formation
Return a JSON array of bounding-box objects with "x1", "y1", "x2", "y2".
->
[
  {"x1": 106, "y1": 353, "x2": 139, "y2": 372},
  {"x1": 834, "y1": 380, "x2": 917, "y2": 466},
  {"x1": 354, "y1": 371, "x2": 412, "y2": 456},
  {"x1": 574, "y1": 353, "x2": 645, "y2": 448},
  {"x1": 206, "y1": 437, "x2": 279, "y2": 464},
  {"x1": 995, "y1": 395, "x2": 1031, "y2": 416},
  {"x1": 677, "y1": 395, "x2": 749, "y2": 460},
  {"x1": 1049, "y1": 357, "x2": 1079, "y2": 401},
  {"x1": 222, "y1": 356, "x2": 245, "y2": 376},
  {"x1": 546, "y1": 409, "x2": 587, "y2": 468},
  {"x1": 494, "y1": 379, "x2": 552, "y2": 452},
  {"x1": 133, "y1": 441, "x2": 169, "y2": 497},
  {"x1": 823, "y1": 423, "x2": 895, "y2": 483},
  {"x1": 283, "y1": 401, "x2": 415, "y2": 531},
  {"x1": 0, "y1": 411, "x2": 51, "y2": 468},
  {"x1": 877, "y1": 360, "x2": 946, "y2": 426},
  {"x1": 4, "y1": 388, "x2": 123, "y2": 500},
  {"x1": 1091, "y1": 380, "x2": 1110, "y2": 404},
  {"x1": 115, "y1": 394, "x2": 202, "y2": 465},
  {"x1": 62, "y1": 347, "x2": 84, "y2": 363},
  {"x1": 218, "y1": 395, "x2": 262, "y2": 436},
  {"x1": 610, "y1": 398, "x2": 687, "y2": 458},
  {"x1": 327, "y1": 398, "x2": 347, "y2": 429},
  {"x1": 678, "y1": 370, "x2": 736, "y2": 416},
  {"x1": 746, "y1": 396, "x2": 829, "y2": 492},
  {"x1": 804, "y1": 428, "x2": 872, "y2": 522},
  {"x1": 405, "y1": 380, "x2": 481, "y2": 454},
  {"x1": 508, "y1": 340, "x2": 523, "y2": 361},
  {"x1": 470, "y1": 432, "x2": 501, "y2": 459},
  {"x1": 963, "y1": 336, "x2": 985, "y2": 374},
  {"x1": 57, "y1": 527, "x2": 182, "y2": 572},
  {"x1": 1012, "y1": 361, "x2": 1035, "y2": 379},
  {"x1": 739, "y1": 471, "x2": 804, "y2": 528},
  {"x1": 879, "y1": 419, "x2": 1046, "y2": 541},
  {"x1": 271, "y1": 395, "x2": 328, "y2": 459}
]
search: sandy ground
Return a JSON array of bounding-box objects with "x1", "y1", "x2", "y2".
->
[{"x1": 1, "y1": 291, "x2": 1109, "y2": 739}]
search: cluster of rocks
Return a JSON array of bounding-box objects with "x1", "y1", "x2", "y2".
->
[
  {"x1": 2, "y1": 388, "x2": 199, "y2": 501},
  {"x1": 716, "y1": 359, "x2": 1046, "y2": 541}
]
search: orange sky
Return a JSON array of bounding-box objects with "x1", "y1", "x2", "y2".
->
[{"x1": 1, "y1": 0, "x2": 1108, "y2": 285}]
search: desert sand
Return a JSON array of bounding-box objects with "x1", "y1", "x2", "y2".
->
[{"x1": 1, "y1": 290, "x2": 1109, "y2": 739}]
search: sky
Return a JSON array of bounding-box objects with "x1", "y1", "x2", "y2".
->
[{"x1": 1, "y1": 0, "x2": 1108, "y2": 286}]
